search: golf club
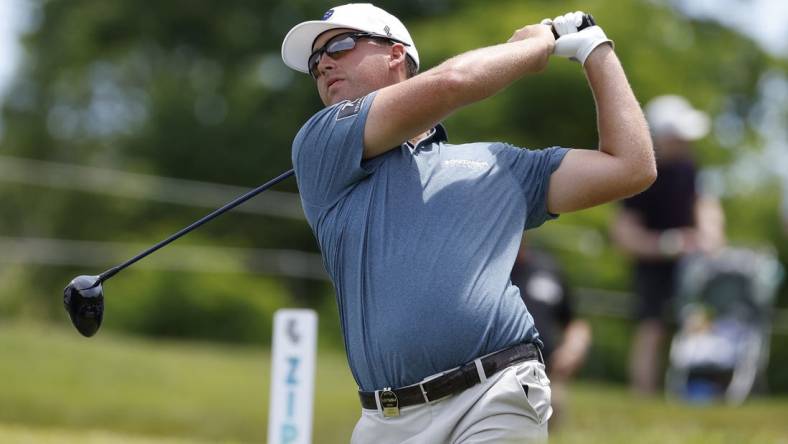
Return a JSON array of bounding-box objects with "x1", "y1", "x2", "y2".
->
[{"x1": 63, "y1": 168, "x2": 294, "y2": 337}]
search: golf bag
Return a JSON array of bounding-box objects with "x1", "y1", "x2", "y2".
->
[{"x1": 665, "y1": 247, "x2": 783, "y2": 404}]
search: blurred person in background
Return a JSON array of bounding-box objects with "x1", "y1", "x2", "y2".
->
[
  {"x1": 511, "y1": 239, "x2": 591, "y2": 430},
  {"x1": 612, "y1": 95, "x2": 726, "y2": 395}
]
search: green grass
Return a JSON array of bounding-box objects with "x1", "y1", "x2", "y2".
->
[
  {"x1": 0, "y1": 321, "x2": 359, "y2": 443},
  {"x1": 0, "y1": 423, "x2": 214, "y2": 443},
  {"x1": 1, "y1": 321, "x2": 787, "y2": 443},
  {"x1": 553, "y1": 384, "x2": 788, "y2": 444}
]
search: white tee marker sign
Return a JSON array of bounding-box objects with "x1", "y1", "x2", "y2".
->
[{"x1": 267, "y1": 309, "x2": 318, "y2": 444}]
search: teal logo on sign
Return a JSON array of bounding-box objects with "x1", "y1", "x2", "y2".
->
[{"x1": 281, "y1": 356, "x2": 301, "y2": 443}]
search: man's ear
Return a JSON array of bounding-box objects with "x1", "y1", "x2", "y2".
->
[{"x1": 388, "y1": 43, "x2": 407, "y2": 72}]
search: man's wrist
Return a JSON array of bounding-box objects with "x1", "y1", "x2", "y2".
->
[
  {"x1": 582, "y1": 42, "x2": 614, "y2": 71},
  {"x1": 544, "y1": 37, "x2": 557, "y2": 57},
  {"x1": 514, "y1": 36, "x2": 554, "y2": 72},
  {"x1": 581, "y1": 40, "x2": 613, "y2": 66}
]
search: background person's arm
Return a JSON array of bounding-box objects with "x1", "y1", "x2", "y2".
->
[
  {"x1": 695, "y1": 195, "x2": 726, "y2": 252},
  {"x1": 611, "y1": 208, "x2": 668, "y2": 259},
  {"x1": 611, "y1": 195, "x2": 725, "y2": 260},
  {"x1": 362, "y1": 23, "x2": 555, "y2": 159},
  {"x1": 549, "y1": 319, "x2": 592, "y2": 380}
]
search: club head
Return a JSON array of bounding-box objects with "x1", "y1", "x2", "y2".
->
[{"x1": 63, "y1": 275, "x2": 104, "y2": 337}]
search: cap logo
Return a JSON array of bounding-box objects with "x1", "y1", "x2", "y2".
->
[
  {"x1": 322, "y1": 9, "x2": 334, "y2": 20},
  {"x1": 383, "y1": 25, "x2": 391, "y2": 37}
]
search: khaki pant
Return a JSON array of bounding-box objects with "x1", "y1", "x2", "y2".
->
[{"x1": 351, "y1": 360, "x2": 552, "y2": 444}]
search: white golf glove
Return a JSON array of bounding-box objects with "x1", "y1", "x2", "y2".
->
[{"x1": 542, "y1": 11, "x2": 613, "y2": 65}]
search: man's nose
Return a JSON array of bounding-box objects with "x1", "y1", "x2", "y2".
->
[{"x1": 316, "y1": 53, "x2": 338, "y2": 77}]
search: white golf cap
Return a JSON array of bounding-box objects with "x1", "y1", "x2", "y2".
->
[
  {"x1": 645, "y1": 95, "x2": 711, "y2": 141},
  {"x1": 281, "y1": 3, "x2": 419, "y2": 75}
]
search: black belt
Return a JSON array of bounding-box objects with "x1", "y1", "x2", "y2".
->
[{"x1": 359, "y1": 342, "x2": 542, "y2": 414}]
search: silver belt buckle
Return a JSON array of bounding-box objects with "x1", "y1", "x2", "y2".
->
[{"x1": 379, "y1": 387, "x2": 400, "y2": 418}]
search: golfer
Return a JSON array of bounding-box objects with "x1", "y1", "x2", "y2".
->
[{"x1": 281, "y1": 4, "x2": 655, "y2": 442}]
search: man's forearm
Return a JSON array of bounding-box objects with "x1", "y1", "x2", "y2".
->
[
  {"x1": 433, "y1": 36, "x2": 553, "y2": 107},
  {"x1": 364, "y1": 25, "x2": 555, "y2": 156},
  {"x1": 584, "y1": 45, "x2": 655, "y2": 187}
]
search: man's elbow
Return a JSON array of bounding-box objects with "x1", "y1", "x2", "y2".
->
[
  {"x1": 623, "y1": 170, "x2": 656, "y2": 199},
  {"x1": 629, "y1": 139, "x2": 657, "y2": 193},
  {"x1": 611, "y1": 157, "x2": 656, "y2": 200},
  {"x1": 432, "y1": 63, "x2": 494, "y2": 107},
  {"x1": 639, "y1": 160, "x2": 658, "y2": 191},
  {"x1": 437, "y1": 67, "x2": 467, "y2": 95}
]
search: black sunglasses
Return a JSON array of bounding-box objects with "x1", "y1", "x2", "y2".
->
[{"x1": 308, "y1": 31, "x2": 409, "y2": 79}]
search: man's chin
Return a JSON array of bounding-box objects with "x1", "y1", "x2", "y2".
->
[{"x1": 328, "y1": 91, "x2": 352, "y2": 105}]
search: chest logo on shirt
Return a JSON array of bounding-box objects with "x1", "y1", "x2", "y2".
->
[
  {"x1": 441, "y1": 159, "x2": 490, "y2": 172},
  {"x1": 336, "y1": 97, "x2": 364, "y2": 120}
]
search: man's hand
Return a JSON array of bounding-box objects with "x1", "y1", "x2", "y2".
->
[
  {"x1": 507, "y1": 23, "x2": 555, "y2": 53},
  {"x1": 544, "y1": 11, "x2": 612, "y2": 65}
]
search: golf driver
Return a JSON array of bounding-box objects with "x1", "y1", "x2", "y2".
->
[{"x1": 63, "y1": 168, "x2": 295, "y2": 337}]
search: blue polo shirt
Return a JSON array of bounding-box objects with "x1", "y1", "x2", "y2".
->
[{"x1": 292, "y1": 91, "x2": 569, "y2": 391}]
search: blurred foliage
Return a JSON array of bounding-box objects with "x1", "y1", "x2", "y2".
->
[
  {"x1": 1, "y1": 0, "x2": 787, "y2": 390},
  {"x1": 106, "y1": 271, "x2": 288, "y2": 342}
]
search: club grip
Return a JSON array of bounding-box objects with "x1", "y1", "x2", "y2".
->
[{"x1": 551, "y1": 13, "x2": 596, "y2": 40}]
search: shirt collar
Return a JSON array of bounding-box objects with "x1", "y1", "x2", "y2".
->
[
  {"x1": 406, "y1": 123, "x2": 449, "y2": 150},
  {"x1": 432, "y1": 123, "x2": 448, "y2": 143}
]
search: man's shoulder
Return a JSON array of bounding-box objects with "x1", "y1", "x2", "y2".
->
[
  {"x1": 298, "y1": 101, "x2": 342, "y2": 133},
  {"x1": 297, "y1": 95, "x2": 375, "y2": 140}
]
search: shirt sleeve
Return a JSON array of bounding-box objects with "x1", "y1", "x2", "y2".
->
[
  {"x1": 497, "y1": 144, "x2": 570, "y2": 230},
  {"x1": 291, "y1": 91, "x2": 378, "y2": 208}
]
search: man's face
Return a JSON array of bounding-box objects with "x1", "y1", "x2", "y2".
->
[{"x1": 310, "y1": 28, "x2": 396, "y2": 106}]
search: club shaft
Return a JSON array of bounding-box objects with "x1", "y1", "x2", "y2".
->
[{"x1": 98, "y1": 168, "x2": 295, "y2": 282}]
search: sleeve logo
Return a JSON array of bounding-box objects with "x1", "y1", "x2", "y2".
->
[{"x1": 336, "y1": 97, "x2": 364, "y2": 120}]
